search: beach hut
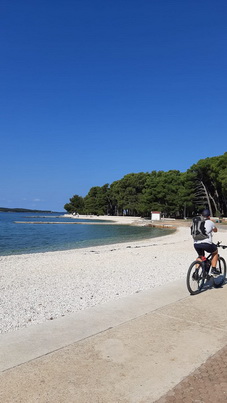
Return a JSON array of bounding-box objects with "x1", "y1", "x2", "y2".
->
[{"x1": 151, "y1": 211, "x2": 161, "y2": 221}]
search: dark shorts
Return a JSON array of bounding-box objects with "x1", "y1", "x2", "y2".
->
[{"x1": 194, "y1": 242, "x2": 217, "y2": 256}]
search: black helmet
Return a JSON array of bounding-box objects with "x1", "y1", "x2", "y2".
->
[{"x1": 202, "y1": 209, "x2": 210, "y2": 217}]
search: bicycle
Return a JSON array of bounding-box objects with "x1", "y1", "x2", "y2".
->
[{"x1": 187, "y1": 241, "x2": 227, "y2": 295}]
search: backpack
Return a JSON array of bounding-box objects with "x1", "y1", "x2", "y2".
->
[{"x1": 191, "y1": 216, "x2": 209, "y2": 241}]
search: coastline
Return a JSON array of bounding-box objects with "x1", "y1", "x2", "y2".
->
[
  {"x1": 1, "y1": 218, "x2": 226, "y2": 335},
  {"x1": 1, "y1": 213, "x2": 175, "y2": 256},
  {"x1": 64, "y1": 214, "x2": 178, "y2": 228}
]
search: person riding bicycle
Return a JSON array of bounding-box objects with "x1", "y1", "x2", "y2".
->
[{"x1": 193, "y1": 209, "x2": 219, "y2": 275}]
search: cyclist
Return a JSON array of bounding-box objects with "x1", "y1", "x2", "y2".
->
[{"x1": 193, "y1": 209, "x2": 219, "y2": 275}]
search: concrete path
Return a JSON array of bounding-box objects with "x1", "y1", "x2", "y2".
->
[{"x1": 1, "y1": 278, "x2": 227, "y2": 402}]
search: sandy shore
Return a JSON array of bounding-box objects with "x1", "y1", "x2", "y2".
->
[
  {"x1": 64, "y1": 214, "x2": 150, "y2": 225},
  {"x1": 1, "y1": 219, "x2": 226, "y2": 334},
  {"x1": 64, "y1": 214, "x2": 180, "y2": 227}
]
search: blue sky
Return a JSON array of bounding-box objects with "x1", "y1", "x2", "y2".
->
[{"x1": 1, "y1": 0, "x2": 226, "y2": 211}]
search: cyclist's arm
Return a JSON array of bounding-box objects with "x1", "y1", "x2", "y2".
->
[
  {"x1": 210, "y1": 221, "x2": 218, "y2": 232},
  {"x1": 206, "y1": 219, "x2": 218, "y2": 233}
]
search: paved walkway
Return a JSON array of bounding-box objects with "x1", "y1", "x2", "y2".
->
[
  {"x1": 1, "y1": 278, "x2": 227, "y2": 402},
  {"x1": 156, "y1": 344, "x2": 227, "y2": 402}
]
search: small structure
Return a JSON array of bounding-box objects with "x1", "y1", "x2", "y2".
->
[{"x1": 151, "y1": 211, "x2": 161, "y2": 221}]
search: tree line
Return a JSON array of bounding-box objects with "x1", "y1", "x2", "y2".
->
[{"x1": 64, "y1": 153, "x2": 227, "y2": 218}]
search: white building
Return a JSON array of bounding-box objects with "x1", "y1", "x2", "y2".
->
[{"x1": 151, "y1": 211, "x2": 161, "y2": 221}]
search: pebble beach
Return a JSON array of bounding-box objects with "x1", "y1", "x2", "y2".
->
[{"x1": 1, "y1": 217, "x2": 226, "y2": 334}]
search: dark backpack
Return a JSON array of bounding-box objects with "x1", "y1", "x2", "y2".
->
[{"x1": 191, "y1": 216, "x2": 208, "y2": 241}]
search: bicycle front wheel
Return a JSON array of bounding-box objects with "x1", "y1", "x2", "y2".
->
[
  {"x1": 186, "y1": 261, "x2": 205, "y2": 295},
  {"x1": 213, "y1": 257, "x2": 226, "y2": 288}
]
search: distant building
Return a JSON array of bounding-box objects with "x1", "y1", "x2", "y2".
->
[{"x1": 151, "y1": 211, "x2": 161, "y2": 221}]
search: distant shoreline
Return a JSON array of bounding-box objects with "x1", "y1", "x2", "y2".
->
[
  {"x1": 0, "y1": 207, "x2": 54, "y2": 213},
  {"x1": 64, "y1": 213, "x2": 188, "y2": 229}
]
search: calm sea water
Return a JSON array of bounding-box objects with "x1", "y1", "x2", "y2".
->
[{"x1": 0, "y1": 212, "x2": 172, "y2": 256}]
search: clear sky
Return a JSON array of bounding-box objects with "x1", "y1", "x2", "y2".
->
[{"x1": 1, "y1": 0, "x2": 226, "y2": 211}]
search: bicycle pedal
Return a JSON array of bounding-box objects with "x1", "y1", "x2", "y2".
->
[{"x1": 192, "y1": 271, "x2": 199, "y2": 280}]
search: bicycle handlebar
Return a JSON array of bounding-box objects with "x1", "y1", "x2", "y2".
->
[{"x1": 216, "y1": 241, "x2": 227, "y2": 249}]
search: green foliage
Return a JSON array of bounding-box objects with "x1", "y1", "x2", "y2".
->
[
  {"x1": 64, "y1": 153, "x2": 227, "y2": 218},
  {"x1": 64, "y1": 194, "x2": 84, "y2": 214},
  {"x1": 110, "y1": 173, "x2": 149, "y2": 216},
  {"x1": 188, "y1": 153, "x2": 227, "y2": 216},
  {"x1": 84, "y1": 184, "x2": 111, "y2": 215}
]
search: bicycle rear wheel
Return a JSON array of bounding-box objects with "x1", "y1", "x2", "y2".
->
[
  {"x1": 186, "y1": 261, "x2": 205, "y2": 295},
  {"x1": 213, "y1": 257, "x2": 226, "y2": 287}
]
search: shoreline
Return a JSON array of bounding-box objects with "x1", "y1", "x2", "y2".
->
[
  {"x1": 64, "y1": 214, "x2": 179, "y2": 227},
  {"x1": 4, "y1": 214, "x2": 175, "y2": 257},
  {"x1": 1, "y1": 221, "x2": 226, "y2": 335},
  {"x1": 2, "y1": 215, "x2": 174, "y2": 257},
  {"x1": 0, "y1": 213, "x2": 172, "y2": 256}
]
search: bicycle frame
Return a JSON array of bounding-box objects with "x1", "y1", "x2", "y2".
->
[
  {"x1": 196, "y1": 241, "x2": 227, "y2": 262},
  {"x1": 187, "y1": 241, "x2": 227, "y2": 295}
]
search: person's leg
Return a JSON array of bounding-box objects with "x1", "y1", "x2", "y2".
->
[
  {"x1": 194, "y1": 243, "x2": 219, "y2": 274},
  {"x1": 202, "y1": 243, "x2": 219, "y2": 274},
  {"x1": 194, "y1": 244, "x2": 204, "y2": 260},
  {"x1": 211, "y1": 249, "x2": 218, "y2": 268}
]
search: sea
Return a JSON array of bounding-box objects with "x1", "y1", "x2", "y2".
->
[{"x1": 0, "y1": 212, "x2": 172, "y2": 256}]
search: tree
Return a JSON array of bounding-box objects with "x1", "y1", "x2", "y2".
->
[
  {"x1": 188, "y1": 153, "x2": 227, "y2": 216},
  {"x1": 110, "y1": 173, "x2": 149, "y2": 216},
  {"x1": 64, "y1": 194, "x2": 84, "y2": 214},
  {"x1": 64, "y1": 153, "x2": 227, "y2": 218},
  {"x1": 84, "y1": 184, "x2": 111, "y2": 215}
]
